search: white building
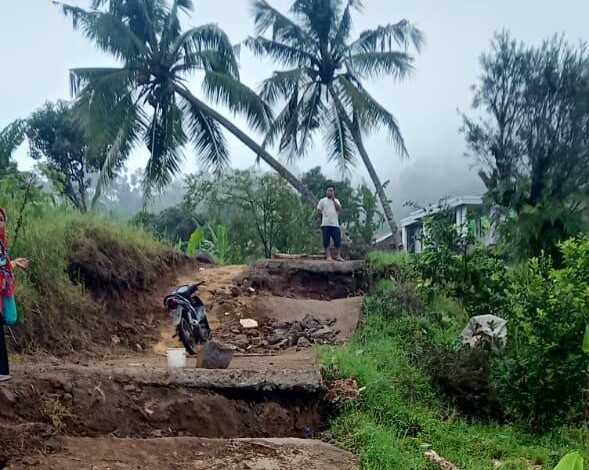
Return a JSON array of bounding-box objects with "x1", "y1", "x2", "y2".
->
[{"x1": 374, "y1": 196, "x2": 496, "y2": 253}]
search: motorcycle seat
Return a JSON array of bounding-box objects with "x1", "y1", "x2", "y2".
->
[{"x1": 175, "y1": 283, "x2": 199, "y2": 299}]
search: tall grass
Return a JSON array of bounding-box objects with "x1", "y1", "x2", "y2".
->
[{"x1": 1, "y1": 202, "x2": 175, "y2": 354}]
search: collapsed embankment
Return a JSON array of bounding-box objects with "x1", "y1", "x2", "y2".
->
[
  {"x1": 12, "y1": 216, "x2": 186, "y2": 357},
  {"x1": 0, "y1": 367, "x2": 330, "y2": 466}
]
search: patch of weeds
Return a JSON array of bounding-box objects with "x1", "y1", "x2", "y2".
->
[{"x1": 41, "y1": 398, "x2": 72, "y2": 433}]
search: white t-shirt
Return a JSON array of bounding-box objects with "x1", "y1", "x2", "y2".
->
[{"x1": 317, "y1": 197, "x2": 341, "y2": 227}]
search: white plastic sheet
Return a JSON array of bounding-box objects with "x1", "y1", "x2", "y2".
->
[{"x1": 461, "y1": 314, "x2": 507, "y2": 350}]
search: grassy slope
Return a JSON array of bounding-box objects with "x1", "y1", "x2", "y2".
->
[
  {"x1": 6, "y1": 206, "x2": 181, "y2": 355},
  {"x1": 320, "y1": 252, "x2": 587, "y2": 470}
]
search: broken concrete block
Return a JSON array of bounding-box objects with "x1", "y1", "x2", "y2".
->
[{"x1": 240, "y1": 318, "x2": 259, "y2": 329}]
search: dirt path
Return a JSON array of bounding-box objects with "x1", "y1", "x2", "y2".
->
[
  {"x1": 3, "y1": 260, "x2": 364, "y2": 469},
  {"x1": 13, "y1": 437, "x2": 357, "y2": 470}
]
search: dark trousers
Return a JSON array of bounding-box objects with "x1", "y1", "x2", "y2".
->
[
  {"x1": 0, "y1": 324, "x2": 9, "y2": 375},
  {"x1": 322, "y1": 226, "x2": 342, "y2": 249}
]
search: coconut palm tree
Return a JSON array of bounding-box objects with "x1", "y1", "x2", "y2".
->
[
  {"x1": 246, "y1": 0, "x2": 423, "y2": 240},
  {"x1": 57, "y1": 0, "x2": 317, "y2": 207}
]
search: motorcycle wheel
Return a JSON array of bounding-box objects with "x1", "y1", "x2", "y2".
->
[
  {"x1": 177, "y1": 317, "x2": 197, "y2": 355},
  {"x1": 200, "y1": 317, "x2": 212, "y2": 341}
]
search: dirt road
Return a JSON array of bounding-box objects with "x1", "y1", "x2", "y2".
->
[
  {"x1": 13, "y1": 437, "x2": 357, "y2": 470},
  {"x1": 2, "y1": 259, "x2": 365, "y2": 469}
]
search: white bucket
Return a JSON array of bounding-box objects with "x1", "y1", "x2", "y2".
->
[{"x1": 166, "y1": 348, "x2": 187, "y2": 369}]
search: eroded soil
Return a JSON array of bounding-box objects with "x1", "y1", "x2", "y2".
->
[{"x1": 2, "y1": 259, "x2": 364, "y2": 469}]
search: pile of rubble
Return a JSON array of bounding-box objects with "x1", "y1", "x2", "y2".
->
[{"x1": 231, "y1": 315, "x2": 340, "y2": 351}]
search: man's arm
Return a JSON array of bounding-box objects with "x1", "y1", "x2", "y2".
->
[
  {"x1": 316, "y1": 199, "x2": 323, "y2": 216},
  {"x1": 334, "y1": 198, "x2": 342, "y2": 212}
]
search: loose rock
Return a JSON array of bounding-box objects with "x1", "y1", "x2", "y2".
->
[
  {"x1": 234, "y1": 334, "x2": 250, "y2": 349},
  {"x1": 196, "y1": 340, "x2": 234, "y2": 369},
  {"x1": 297, "y1": 337, "x2": 311, "y2": 348}
]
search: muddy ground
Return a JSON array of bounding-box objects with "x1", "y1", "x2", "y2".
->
[{"x1": 1, "y1": 259, "x2": 365, "y2": 469}]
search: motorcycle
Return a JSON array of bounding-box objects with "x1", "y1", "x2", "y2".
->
[{"x1": 163, "y1": 282, "x2": 212, "y2": 355}]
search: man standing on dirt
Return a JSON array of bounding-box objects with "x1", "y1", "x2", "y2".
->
[{"x1": 317, "y1": 185, "x2": 344, "y2": 262}]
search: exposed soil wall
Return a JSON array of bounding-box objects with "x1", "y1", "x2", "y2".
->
[
  {"x1": 0, "y1": 366, "x2": 327, "y2": 445},
  {"x1": 238, "y1": 260, "x2": 366, "y2": 300}
]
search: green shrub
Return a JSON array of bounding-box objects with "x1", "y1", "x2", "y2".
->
[
  {"x1": 413, "y1": 244, "x2": 508, "y2": 317},
  {"x1": 494, "y1": 237, "x2": 589, "y2": 430}
]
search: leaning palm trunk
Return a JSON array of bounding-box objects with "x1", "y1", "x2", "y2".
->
[
  {"x1": 349, "y1": 125, "x2": 400, "y2": 244},
  {"x1": 329, "y1": 86, "x2": 400, "y2": 243},
  {"x1": 174, "y1": 85, "x2": 318, "y2": 209}
]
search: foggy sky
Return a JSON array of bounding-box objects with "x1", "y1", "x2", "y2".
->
[{"x1": 1, "y1": 0, "x2": 588, "y2": 218}]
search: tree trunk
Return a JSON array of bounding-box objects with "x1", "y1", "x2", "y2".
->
[
  {"x1": 328, "y1": 88, "x2": 400, "y2": 245},
  {"x1": 350, "y1": 128, "x2": 399, "y2": 242},
  {"x1": 173, "y1": 85, "x2": 318, "y2": 209}
]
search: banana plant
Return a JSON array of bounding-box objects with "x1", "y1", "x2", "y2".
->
[
  {"x1": 184, "y1": 224, "x2": 230, "y2": 264},
  {"x1": 554, "y1": 452, "x2": 583, "y2": 470},
  {"x1": 186, "y1": 227, "x2": 205, "y2": 257}
]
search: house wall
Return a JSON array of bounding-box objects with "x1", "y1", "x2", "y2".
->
[{"x1": 401, "y1": 203, "x2": 494, "y2": 253}]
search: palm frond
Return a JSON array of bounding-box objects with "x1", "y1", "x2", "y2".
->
[
  {"x1": 245, "y1": 36, "x2": 314, "y2": 67},
  {"x1": 333, "y1": 0, "x2": 355, "y2": 46},
  {"x1": 143, "y1": 98, "x2": 187, "y2": 193},
  {"x1": 251, "y1": 0, "x2": 313, "y2": 49},
  {"x1": 57, "y1": 3, "x2": 149, "y2": 60},
  {"x1": 70, "y1": 67, "x2": 140, "y2": 147},
  {"x1": 0, "y1": 120, "x2": 25, "y2": 167},
  {"x1": 171, "y1": 24, "x2": 238, "y2": 77},
  {"x1": 91, "y1": 96, "x2": 146, "y2": 208},
  {"x1": 296, "y1": 83, "x2": 324, "y2": 157},
  {"x1": 337, "y1": 76, "x2": 407, "y2": 155},
  {"x1": 176, "y1": 0, "x2": 194, "y2": 12},
  {"x1": 202, "y1": 71, "x2": 272, "y2": 132},
  {"x1": 69, "y1": 66, "x2": 136, "y2": 97},
  {"x1": 181, "y1": 96, "x2": 229, "y2": 172},
  {"x1": 324, "y1": 103, "x2": 357, "y2": 173},
  {"x1": 160, "y1": 0, "x2": 183, "y2": 54},
  {"x1": 263, "y1": 89, "x2": 300, "y2": 149},
  {"x1": 173, "y1": 49, "x2": 236, "y2": 76},
  {"x1": 352, "y1": 20, "x2": 424, "y2": 54},
  {"x1": 291, "y1": 0, "x2": 337, "y2": 45},
  {"x1": 260, "y1": 68, "x2": 306, "y2": 104},
  {"x1": 350, "y1": 51, "x2": 414, "y2": 79}
]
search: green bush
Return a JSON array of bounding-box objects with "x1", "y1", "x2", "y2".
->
[
  {"x1": 414, "y1": 245, "x2": 508, "y2": 317},
  {"x1": 410, "y1": 205, "x2": 509, "y2": 317},
  {"x1": 493, "y1": 237, "x2": 589, "y2": 430}
]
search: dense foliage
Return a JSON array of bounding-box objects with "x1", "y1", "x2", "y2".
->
[
  {"x1": 183, "y1": 169, "x2": 318, "y2": 261},
  {"x1": 495, "y1": 237, "x2": 589, "y2": 429},
  {"x1": 463, "y1": 32, "x2": 589, "y2": 260},
  {"x1": 322, "y1": 252, "x2": 587, "y2": 469},
  {"x1": 26, "y1": 100, "x2": 113, "y2": 212},
  {"x1": 409, "y1": 207, "x2": 589, "y2": 431}
]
